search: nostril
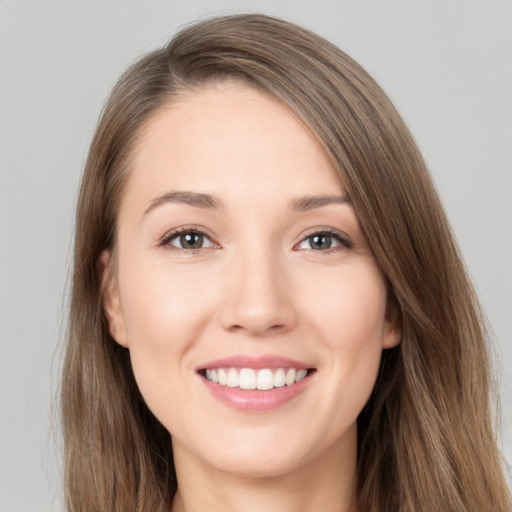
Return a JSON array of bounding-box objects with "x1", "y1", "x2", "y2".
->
[
  {"x1": 225, "y1": 322, "x2": 287, "y2": 335},
  {"x1": 269, "y1": 323, "x2": 286, "y2": 331}
]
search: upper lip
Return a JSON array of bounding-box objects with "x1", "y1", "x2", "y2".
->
[{"x1": 196, "y1": 355, "x2": 313, "y2": 371}]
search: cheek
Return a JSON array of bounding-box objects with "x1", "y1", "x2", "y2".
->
[
  {"x1": 120, "y1": 256, "x2": 214, "y2": 344},
  {"x1": 117, "y1": 261, "x2": 216, "y2": 412},
  {"x1": 302, "y1": 264, "x2": 387, "y2": 409},
  {"x1": 306, "y1": 263, "x2": 388, "y2": 347}
]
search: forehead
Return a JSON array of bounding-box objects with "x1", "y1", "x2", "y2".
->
[{"x1": 123, "y1": 82, "x2": 344, "y2": 214}]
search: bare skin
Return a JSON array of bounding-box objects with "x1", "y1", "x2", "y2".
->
[
  {"x1": 171, "y1": 434, "x2": 357, "y2": 512},
  {"x1": 103, "y1": 82, "x2": 401, "y2": 512}
]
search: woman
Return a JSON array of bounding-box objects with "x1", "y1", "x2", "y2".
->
[{"x1": 61, "y1": 14, "x2": 511, "y2": 512}]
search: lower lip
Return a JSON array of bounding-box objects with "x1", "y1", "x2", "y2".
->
[{"x1": 200, "y1": 374, "x2": 313, "y2": 412}]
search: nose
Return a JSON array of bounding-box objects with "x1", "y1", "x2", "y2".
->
[{"x1": 217, "y1": 245, "x2": 298, "y2": 336}]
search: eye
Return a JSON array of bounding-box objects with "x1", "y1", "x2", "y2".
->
[
  {"x1": 296, "y1": 230, "x2": 351, "y2": 251},
  {"x1": 160, "y1": 229, "x2": 216, "y2": 251}
]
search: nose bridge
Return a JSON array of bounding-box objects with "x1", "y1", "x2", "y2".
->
[{"x1": 218, "y1": 238, "x2": 295, "y2": 335}]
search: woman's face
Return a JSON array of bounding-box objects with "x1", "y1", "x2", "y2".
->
[{"x1": 104, "y1": 82, "x2": 400, "y2": 479}]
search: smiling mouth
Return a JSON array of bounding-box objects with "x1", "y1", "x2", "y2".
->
[{"x1": 199, "y1": 367, "x2": 315, "y2": 391}]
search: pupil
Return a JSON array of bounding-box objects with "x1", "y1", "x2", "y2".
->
[
  {"x1": 311, "y1": 234, "x2": 331, "y2": 250},
  {"x1": 181, "y1": 233, "x2": 203, "y2": 249}
]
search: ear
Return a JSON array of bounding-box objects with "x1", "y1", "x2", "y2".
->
[
  {"x1": 382, "y1": 298, "x2": 402, "y2": 349},
  {"x1": 99, "y1": 250, "x2": 129, "y2": 348}
]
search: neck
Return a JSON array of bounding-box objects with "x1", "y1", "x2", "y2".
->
[{"x1": 170, "y1": 433, "x2": 358, "y2": 512}]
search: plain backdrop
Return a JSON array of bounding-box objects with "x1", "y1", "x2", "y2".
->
[{"x1": 0, "y1": 1, "x2": 511, "y2": 510}]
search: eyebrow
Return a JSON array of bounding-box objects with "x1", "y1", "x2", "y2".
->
[
  {"x1": 290, "y1": 193, "x2": 352, "y2": 211},
  {"x1": 144, "y1": 191, "x2": 224, "y2": 215},
  {"x1": 143, "y1": 190, "x2": 351, "y2": 217}
]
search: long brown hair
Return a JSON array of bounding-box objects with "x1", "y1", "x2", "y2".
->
[{"x1": 62, "y1": 14, "x2": 511, "y2": 511}]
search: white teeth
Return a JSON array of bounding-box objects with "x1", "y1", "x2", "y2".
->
[
  {"x1": 274, "y1": 368, "x2": 286, "y2": 388},
  {"x1": 227, "y1": 368, "x2": 239, "y2": 388},
  {"x1": 256, "y1": 369, "x2": 274, "y2": 390},
  {"x1": 285, "y1": 368, "x2": 296, "y2": 386},
  {"x1": 205, "y1": 367, "x2": 310, "y2": 390},
  {"x1": 296, "y1": 369, "x2": 307, "y2": 382},
  {"x1": 239, "y1": 368, "x2": 256, "y2": 390}
]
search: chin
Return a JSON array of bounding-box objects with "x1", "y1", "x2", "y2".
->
[
  {"x1": 207, "y1": 448, "x2": 306, "y2": 479},
  {"x1": 174, "y1": 422, "x2": 345, "y2": 481}
]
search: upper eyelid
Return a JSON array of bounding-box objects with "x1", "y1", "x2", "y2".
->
[
  {"x1": 298, "y1": 227, "x2": 351, "y2": 242},
  {"x1": 158, "y1": 225, "x2": 351, "y2": 248},
  {"x1": 294, "y1": 227, "x2": 353, "y2": 251},
  {"x1": 159, "y1": 225, "x2": 219, "y2": 247}
]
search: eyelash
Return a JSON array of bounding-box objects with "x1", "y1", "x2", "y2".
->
[
  {"x1": 158, "y1": 225, "x2": 219, "y2": 254},
  {"x1": 158, "y1": 226, "x2": 352, "y2": 254},
  {"x1": 294, "y1": 227, "x2": 352, "y2": 253}
]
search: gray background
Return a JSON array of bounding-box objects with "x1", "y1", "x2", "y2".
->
[{"x1": 1, "y1": 1, "x2": 510, "y2": 510}]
